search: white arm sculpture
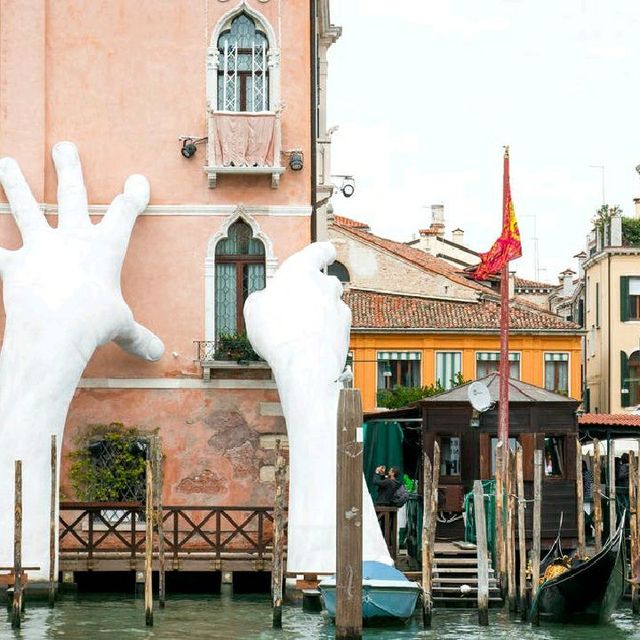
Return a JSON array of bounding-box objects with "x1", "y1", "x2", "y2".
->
[
  {"x1": 0, "y1": 143, "x2": 164, "y2": 581},
  {"x1": 244, "y1": 242, "x2": 392, "y2": 573}
]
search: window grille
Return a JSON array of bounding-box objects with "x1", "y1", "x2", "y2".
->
[{"x1": 218, "y1": 13, "x2": 269, "y2": 112}]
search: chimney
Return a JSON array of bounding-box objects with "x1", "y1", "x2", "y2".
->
[
  {"x1": 508, "y1": 271, "x2": 516, "y2": 300},
  {"x1": 451, "y1": 228, "x2": 464, "y2": 245},
  {"x1": 430, "y1": 204, "x2": 445, "y2": 238},
  {"x1": 560, "y1": 269, "x2": 575, "y2": 298},
  {"x1": 634, "y1": 197, "x2": 640, "y2": 218},
  {"x1": 574, "y1": 251, "x2": 587, "y2": 280}
]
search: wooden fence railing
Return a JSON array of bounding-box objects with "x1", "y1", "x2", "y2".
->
[{"x1": 59, "y1": 503, "x2": 281, "y2": 563}]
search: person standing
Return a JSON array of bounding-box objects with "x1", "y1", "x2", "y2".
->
[{"x1": 373, "y1": 466, "x2": 401, "y2": 505}]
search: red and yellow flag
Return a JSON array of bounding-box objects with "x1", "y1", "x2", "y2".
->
[{"x1": 472, "y1": 148, "x2": 522, "y2": 281}]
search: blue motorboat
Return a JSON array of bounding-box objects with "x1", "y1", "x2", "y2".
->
[{"x1": 318, "y1": 561, "x2": 420, "y2": 624}]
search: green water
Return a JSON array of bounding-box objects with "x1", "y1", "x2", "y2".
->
[{"x1": 1, "y1": 594, "x2": 640, "y2": 640}]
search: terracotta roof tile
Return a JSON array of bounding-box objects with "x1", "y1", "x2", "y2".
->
[
  {"x1": 344, "y1": 288, "x2": 581, "y2": 331},
  {"x1": 515, "y1": 277, "x2": 554, "y2": 290},
  {"x1": 333, "y1": 215, "x2": 370, "y2": 230},
  {"x1": 334, "y1": 226, "x2": 489, "y2": 293},
  {"x1": 578, "y1": 413, "x2": 640, "y2": 426}
]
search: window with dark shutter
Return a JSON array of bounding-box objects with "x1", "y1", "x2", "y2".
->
[{"x1": 621, "y1": 350, "x2": 630, "y2": 407}]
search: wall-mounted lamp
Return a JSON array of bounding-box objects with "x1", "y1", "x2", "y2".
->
[
  {"x1": 289, "y1": 150, "x2": 304, "y2": 171},
  {"x1": 331, "y1": 174, "x2": 356, "y2": 198},
  {"x1": 179, "y1": 136, "x2": 207, "y2": 159}
]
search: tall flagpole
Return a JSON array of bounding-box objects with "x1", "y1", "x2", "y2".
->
[{"x1": 499, "y1": 147, "x2": 510, "y2": 458}]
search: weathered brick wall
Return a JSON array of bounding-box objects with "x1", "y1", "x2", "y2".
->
[{"x1": 331, "y1": 228, "x2": 477, "y2": 301}]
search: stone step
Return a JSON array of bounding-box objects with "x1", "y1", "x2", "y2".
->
[
  {"x1": 434, "y1": 567, "x2": 494, "y2": 574},
  {"x1": 433, "y1": 577, "x2": 499, "y2": 585}
]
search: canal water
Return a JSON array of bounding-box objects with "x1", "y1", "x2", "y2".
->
[{"x1": 2, "y1": 594, "x2": 640, "y2": 640}]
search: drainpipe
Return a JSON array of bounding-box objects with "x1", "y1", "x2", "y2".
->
[{"x1": 310, "y1": 0, "x2": 318, "y2": 242}]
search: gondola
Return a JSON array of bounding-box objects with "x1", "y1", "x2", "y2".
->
[{"x1": 530, "y1": 515, "x2": 626, "y2": 624}]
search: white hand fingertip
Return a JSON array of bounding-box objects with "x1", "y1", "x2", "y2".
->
[
  {"x1": 0, "y1": 158, "x2": 20, "y2": 185},
  {"x1": 145, "y1": 336, "x2": 165, "y2": 361},
  {"x1": 123, "y1": 174, "x2": 150, "y2": 211},
  {"x1": 52, "y1": 141, "x2": 80, "y2": 168}
]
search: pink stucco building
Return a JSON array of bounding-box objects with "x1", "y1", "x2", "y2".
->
[{"x1": 0, "y1": 0, "x2": 340, "y2": 508}]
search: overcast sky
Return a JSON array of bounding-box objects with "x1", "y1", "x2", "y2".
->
[{"x1": 327, "y1": 0, "x2": 640, "y2": 282}]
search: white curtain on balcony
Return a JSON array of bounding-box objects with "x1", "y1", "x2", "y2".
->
[{"x1": 211, "y1": 112, "x2": 275, "y2": 167}]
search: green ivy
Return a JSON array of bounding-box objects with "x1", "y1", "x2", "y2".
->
[
  {"x1": 68, "y1": 423, "x2": 148, "y2": 502},
  {"x1": 377, "y1": 372, "x2": 467, "y2": 409},
  {"x1": 215, "y1": 332, "x2": 261, "y2": 363},
  {"x1": 622, "y1": 217, "x2": 640, "y2": 247}
]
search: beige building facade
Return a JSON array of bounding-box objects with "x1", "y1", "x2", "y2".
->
[{"x1": 584, "y1": 244, "x2": 640, "y2": 413}]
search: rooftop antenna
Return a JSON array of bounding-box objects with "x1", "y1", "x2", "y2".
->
[{"x1": 467, "y1": 381, "x2": 494, "y2": 413}]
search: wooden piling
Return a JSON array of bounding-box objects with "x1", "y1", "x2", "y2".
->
[
  {"x1": 629, "y1": 451, "x2": 639, "y2": 614},
  {"x1": 145, "y1": 459, "x2": 153, "y2": 627},
  {"x1": 530, "y1": 449, "x2": 543, "y2": 625},
  {"x1": 593, "y1": 439, "x2": 602, "y2": 551},
  {"x1": 153, "y1": 437, "x2": 166, "y2": 608},
  {"x1": 272, "y1": 438, "x2": 286, "y2": 628},
  {"x1": 607, "y1": 438, "x2": 616, "y2": 535},
  {"x1": 506, "y1": 450, "x2": 516, "y2": 612},
  {"x1": 49, "y1": 435, "x2": 57, "y2": 607},
  {"x1": 421, "y1": 441, "x2": 440, "y2": 628},
  {"x1": 336, "y1": 389, "x2": 363, "y2": 640},
  {"x1": 575, "y1": 437, "x2": 585, "y2": 558},
  {"x1": 473, "y1": 480, "x2": 489, "y2": 626},
  {"x1": 12, "y1": 460, "x2": 22, "y2": 628},
  {"x1": 516, "y1": 445, "x2": 527, "y2": 619},
  {"x1": 421, "y1": 451, "x2": 432, "y2": 627},
  {"x1": 494, "y1": 441, "x2": 505, "y2": 592}
]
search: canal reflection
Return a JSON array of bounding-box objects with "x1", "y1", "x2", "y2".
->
[{"x1": 1, "y1": 594, "x2": 640, "y2": 639}]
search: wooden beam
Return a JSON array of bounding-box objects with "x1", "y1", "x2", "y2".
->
[
  {"x1": 593, "y1": 439, "x2": 602, "y2": 552},
  {"x1": 506, "y1": 450, "x2": 516, "y2": 612},
  {"x1": 473, "y1": 480, "x2": 489, "y2": 626},
  {"x1": 421, "y1": 452, "x2": 432, "y2": 627},
  {"x1": 49, "y1": 434, "x2": 57, "y2": 607},
  {"x1": 336, "y1": 389, "x2": 363, "y2": 640},
  {"x1": 153, "y1": 437, "x2": 166, "y2": 608},
  {"x1": 494, "y1": 441, "x2": 505, "y2": 592},
  {"x1": 608, "y1": 438, "x2": 616, "y2": 535},
  {"x1": 575, "y1": 436, "x2": 585, "y2": 558},
  {"x1": 516, "y1": 444, "x2": 527, "y2": 619},
  {"x1": 12, "y1": 460, "x2": 22, "y2": 629},
  {"x1": 423, "y1": 441, "x2": 440, "y2": 628},
  {"x1": 145, "y1": 460, "x2": 153, "y2": 627},
  {"x1": 629, "y1": 451, "x2": 639, "y2": 614},
  {"x1": 272, "y1": 438, "x2": 286, "y2": 628},
  {"x1": 530, "y1": 449, "x2": 543, "y2": 625}
]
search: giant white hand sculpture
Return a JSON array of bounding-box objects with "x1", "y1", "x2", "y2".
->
[
  {"x1": 244, "y1": 242, "x2": 392, "y2": 573},
  {"x1": 0, "y1": 143, "x2": 164, "y2": 581}
]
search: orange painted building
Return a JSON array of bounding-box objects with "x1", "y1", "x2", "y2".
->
[
  {"x1": 329, "y1": 217, "x2": 583, "y2": 413},
  {"x1": 0, "y1": 1, "x2": 341, "y2": 505}
]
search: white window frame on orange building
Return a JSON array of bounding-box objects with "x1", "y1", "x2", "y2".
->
[
  {"x1": 543, "y1": 352, "x2": 570, "y2": 396},
  {"x1": 475, "y1": 351, "x2": 521, "y2": 380},
  {"x1": 434, "y1": 351, "x2": 462, "y2": 390}
]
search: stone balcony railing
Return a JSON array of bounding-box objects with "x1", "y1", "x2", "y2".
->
[
  {"x1": 204, "y1": 111, "x2": 285, "y2": 189},
  {"x1": 194, "y1": 340, "x2": 271, "y2": 382}
]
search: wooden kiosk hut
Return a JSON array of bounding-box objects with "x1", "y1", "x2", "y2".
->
[{"x1": 418, "y1": 373, "x2": 580, "y2": 546}]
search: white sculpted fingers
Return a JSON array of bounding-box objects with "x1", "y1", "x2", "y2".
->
[
  {"x1": 52, "y1": 142, "x2": 90, "y2": 230},
  {"x1": 0, "y1": 248, "x2": 15, "y2": 276},
  {"x1": 276, "y1": 241, "x2": 336, "y2": 277},
  {"x1": 0, "y1": 157, "x2": 48, "y2": 242},
  {"x1": 100, "y1": 174, "x2": 150, "y2": 249},
  {"x1": 114, "y1": 318, "x2": 165, "y2": 362}
]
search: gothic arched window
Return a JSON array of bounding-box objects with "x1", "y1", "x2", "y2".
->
[
  {"x1": 215, "y1": 220, "x2": 265, "y2": 336},
  {"x1": 328, "y1": 260, "x2": 350, "y2": 283},
  {"x1": 217, "y1": 13, "x2": 269, "y2": 112}
]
